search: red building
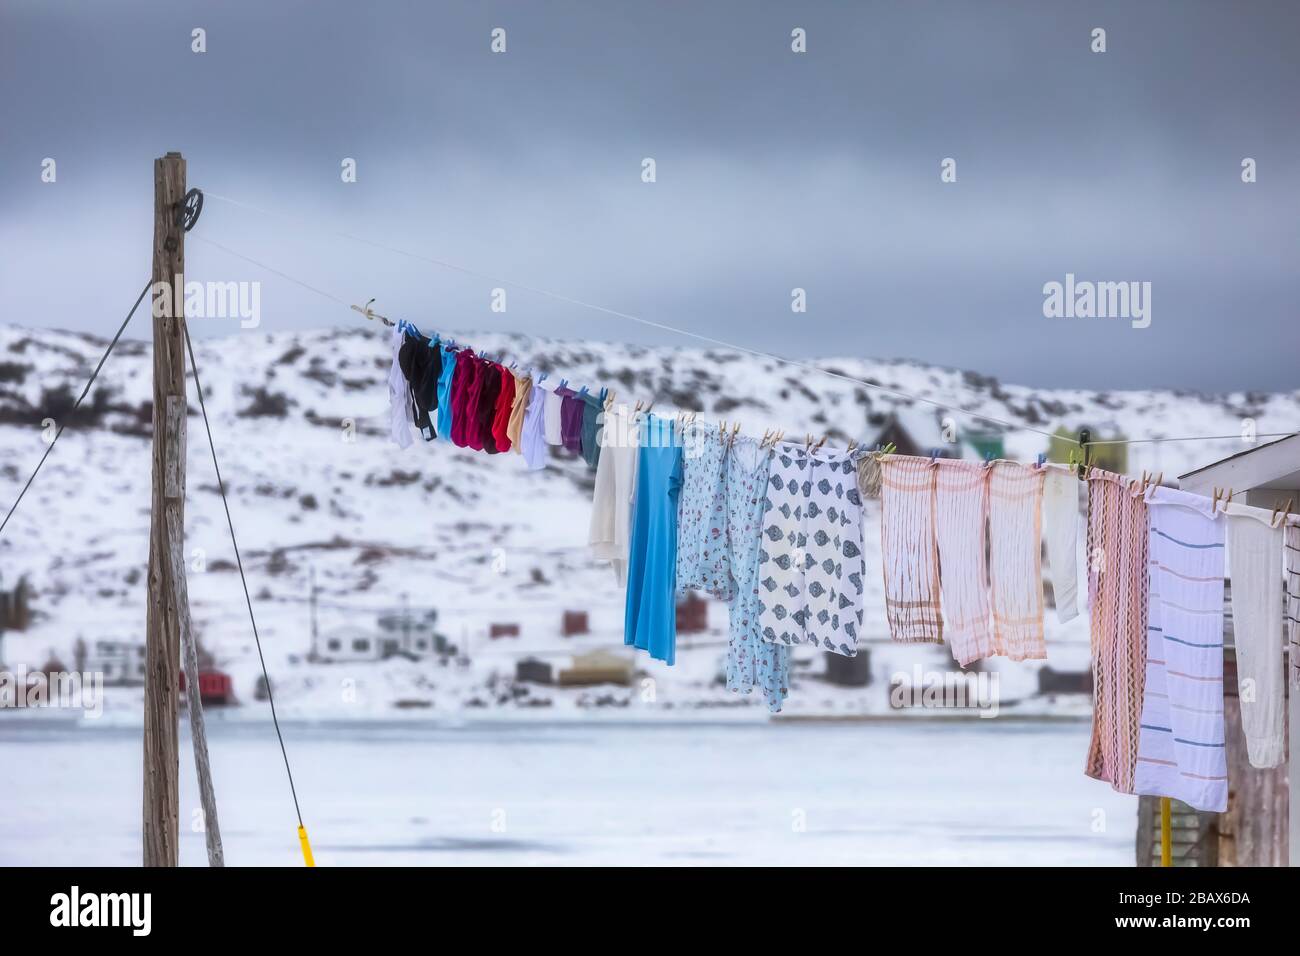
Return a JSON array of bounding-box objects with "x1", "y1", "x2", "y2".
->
[{"x1": 179, "y1": 670, "x2": 235, "y2": 707}]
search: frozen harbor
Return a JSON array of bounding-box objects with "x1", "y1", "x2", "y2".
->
[{"x1": 0, "y1": 718, "x2": 1135, "y2": 866}]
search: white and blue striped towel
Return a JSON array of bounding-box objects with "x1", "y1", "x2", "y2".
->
[{"x1": 1134, "y1": 486, "x2": 1228, "y2": 812}]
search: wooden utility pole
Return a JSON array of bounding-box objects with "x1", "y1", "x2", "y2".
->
[
  {"x1": 143, "y1": 152, "x2": 224, "y2": 867},
  {"x1": 143, "y1": 152, "x2": 188, "y2": 867}
]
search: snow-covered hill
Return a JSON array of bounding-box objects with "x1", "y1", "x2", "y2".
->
[{"x1": 1, "y1": 323, "x2": 1296, "y2": 717}]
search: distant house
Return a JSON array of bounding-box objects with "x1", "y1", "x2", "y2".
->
[
  {"x1": 375, "y1": 609, "x2": 443, "y2": 658},
  {"x1": 317, "y1": 626, "x2": 386, "y2": 663},
  {"x1": 85, "y1": 640, "x2": 147, "y2": 687},
  {"x1": 1046, "y1": 425, "x2": 1128, "y2": 474},
  {"x1": 824, "y1": 650, "x2": 871, "y2": 687},
  {"x1": 180, "y1": 669, "x2": 235, "y2": 707},
  {"x1": 561, "y1": 610, "x2": 589, "y2": 637},
  {"x1": 1036, "y1": 666, "x2": 1092, "y2": 695},
  {"x1": 870, "y1": 411, "x2": 1004, "y2": 461},
  {"x1": 315, "y1": 610, "x2": 444, "y2": 662},
  {"x1": 0, "y1": 576, "x2": 32, "y2": 631},
  {"x1": 515, "y1": 657, "x2": 554, "y2": 685},
  {"x1": 557, "y1": 649, "x2": 635, "y2": 687},
  {"x1": 676, "y1": 593, "x2": 708, "y2": 634}
]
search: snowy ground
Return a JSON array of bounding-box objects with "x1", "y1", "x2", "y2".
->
[{"x1": 0, "y1": 718, "x2": 1135, "y2": 866}]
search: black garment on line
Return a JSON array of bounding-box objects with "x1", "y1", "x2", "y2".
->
[
  {"x1": 477, "y1": 361, "x2": 502, "y2": 454},
  {"x1": 398, "y1": 332, "x2": 442, "y2": 441}
]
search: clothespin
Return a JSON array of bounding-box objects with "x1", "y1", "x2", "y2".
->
[
  {"x1": 1272, "y1": 498, "x2": 1294, "y2": 528},
  {"x1": 1036, "y1": 453, "x2": 1047, "y2": 467},
  {"x1": 805, "y1": 433, "x2": 814, "y2": 451},
  {"x1": 1211, "y1": 487, "x2": 1222, "y2": 513},
  {"x1": 813, "y1": 434, "x2": 828, "y2": 452},
  {"x1": 730, "y1": 422, "x2": 741, "y2": 447},
  {"x1": 773, "y1": 429, "x2": 785, "y2": 447},
  {"x1": 984, "y1": 451, "x2": 994, "y2": 464},
  {"x1": 350, "y1": 298, "x2": 396, "y2": 328},
  {"x1": 1154, "y1": 472, "x2": 1163, "y2": 489},
  {"x1": 760, "y1": 428, "x2": 773, "y2": 448},
  {"x1": 930, "y1": 448, "x2": 940, "y2": 461}
]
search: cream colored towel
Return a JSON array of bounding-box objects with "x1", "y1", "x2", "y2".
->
[
  {"x1": 1042, "y1": 467, "x2": 1081, "y2": 623},
  {"x1": 988, "y1": 462, "x2": 1046, "y2": 661},
  {"x1": 1225, "y1": 502, "x2": 1285, "y2": 769},
  {"x1": 880, "y1": 457, "x2": 943, "y2": 643},
  {"x1": 588, "y1": 406, "x2": 640, "y2": 585},
  {"x1": 933, "y1": 459, "x2": 992, "y2": 666}
]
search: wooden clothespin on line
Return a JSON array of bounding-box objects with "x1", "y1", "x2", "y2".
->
[
  {"x1": 1270, "y1": 497, "x2": 1294, "y2": 528},
  {"x1": 350, "y1": 298, "x2": 395, "y2": 328}
]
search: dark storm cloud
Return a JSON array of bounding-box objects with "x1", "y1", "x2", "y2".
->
[{"x1": 1, "y1": 0, "x2": 1297, "y2": 390}]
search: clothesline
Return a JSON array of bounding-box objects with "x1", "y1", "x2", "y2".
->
[
  {"x1": 195, "y1": 191, "x2": 1291, "y2": 454},
  {"x1": 393, "y1": 311, "x2": 1300, "y2": 533}
]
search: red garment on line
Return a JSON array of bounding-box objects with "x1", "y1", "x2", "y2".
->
[
  {"x1": 449, "y1": 352, "x2": 475, "y2": 448},
  {"x1": 491, "y1": 368, "x2": 515, "y2": 453}
]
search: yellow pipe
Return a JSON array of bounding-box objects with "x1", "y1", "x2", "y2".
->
[
  {"x1": 1159, "y1": 798, "x2": 1171, "y2": 867},
  {"x1": 298, "y1": 825, "x2": 316, "y2": 867}
]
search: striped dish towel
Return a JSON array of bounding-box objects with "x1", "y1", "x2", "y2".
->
[
  {"x1": 988, "y1": 462, "x2": 1046, "y2": 661},
  {"x1": 880, "y1": 457, "x2": 943, "y2": 643},
  {"x1": 1084, "y1": 470, "x2": 1150, "y2": 794},
  {"x1": 933, "y1": 459, "x2": 992, "y2": 666},
  {"x1": 1134, "y1": 486, "x2": 1227, "y2": 812}
]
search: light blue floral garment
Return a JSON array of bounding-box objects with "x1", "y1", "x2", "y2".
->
[
  {"x1": 675, "y1": 424, "x2": 734, "y2": 601},
  {"x1": 725, "y1": 438, "x2": 789, "y2": 712}
]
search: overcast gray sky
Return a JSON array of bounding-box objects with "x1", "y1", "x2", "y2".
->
[{"x1": 2, "y1": 0, "x2": 1297, "y2": 390}]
